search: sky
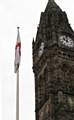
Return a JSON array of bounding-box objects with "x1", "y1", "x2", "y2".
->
[{"x1": 1, "y1": 0, "x2": 74, "y2": 120}]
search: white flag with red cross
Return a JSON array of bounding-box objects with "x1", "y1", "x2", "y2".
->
[{"x1": 14, "y1": 27, "x2": 21, "y2": 73}]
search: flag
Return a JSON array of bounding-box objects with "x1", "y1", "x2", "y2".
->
[{"x1": 14, "y1": 27, "x2": 21, "y2": 73}]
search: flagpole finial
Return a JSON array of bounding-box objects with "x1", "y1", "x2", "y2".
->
[{"x1": 17, "y1": 27, "x2": 20, "y2": 29}]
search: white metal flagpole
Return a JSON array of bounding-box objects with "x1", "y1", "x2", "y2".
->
[{"x1": 16, "y1": 69, "x2": 19, "y2": 120}]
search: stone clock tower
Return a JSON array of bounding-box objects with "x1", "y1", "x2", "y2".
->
[{"x1": 32, "y1": 0, "x2": 74, "y2": 120}]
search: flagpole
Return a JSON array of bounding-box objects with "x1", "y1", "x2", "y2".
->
[
  {"x1": 16, "y1": 68, "x2": 19, "y2": 120},
  {"x1": 15, "y1": 27, "x2": 21, "y2": 120}
]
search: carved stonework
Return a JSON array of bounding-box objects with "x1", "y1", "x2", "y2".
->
[{"x1": 33, "y1": 0, "x2": 74, "y2": 120}]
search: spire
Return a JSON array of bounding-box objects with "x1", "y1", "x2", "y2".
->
[
  {"x1": 48, "y1": 0, "x2": 54, "y2": 2},
  {"x1": 45, "y1": 0, "x2": 62, "y2": 12}
]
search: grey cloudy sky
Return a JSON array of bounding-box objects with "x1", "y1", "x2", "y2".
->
[{"x1": 1, "y1": 0, "x2": 74, "y2": 120}]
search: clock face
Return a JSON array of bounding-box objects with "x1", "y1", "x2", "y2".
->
[
  {"x1": 59, "y1": 35, "x2": 74, "y2": 47},
  {"x1": 38, "y1": 42, "x2": 44, "y2": 57}
]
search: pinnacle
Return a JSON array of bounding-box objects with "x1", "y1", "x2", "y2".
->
[
  {"x1": 48, "y1": 0, "x2": 54, "y2": 2},
  {"x1": 45, "y1": 0, "x2": 62, "y2": 12}
]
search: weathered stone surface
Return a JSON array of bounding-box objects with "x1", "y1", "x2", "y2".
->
[{"x1": 33, "y1": 0, "x2": 74, "y2": 120}]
